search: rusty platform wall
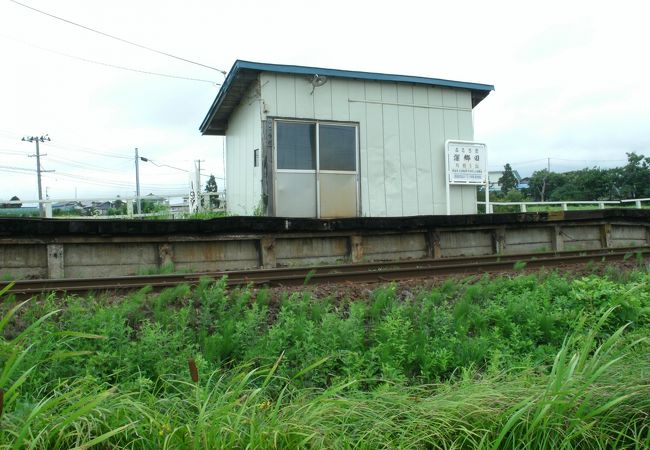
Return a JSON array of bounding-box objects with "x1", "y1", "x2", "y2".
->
[{"x1": 1, "y1": 210, "x2": 649, "y2": 279}]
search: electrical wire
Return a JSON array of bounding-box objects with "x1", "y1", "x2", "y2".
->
[
  {"x1": 0, "y1": 33, "x2": 220, "y2": 85},
  {"x1": 0, "y1": 130, "x2": 22, "y2": 139},
  {"x1": 0, "y1": 170, "x2": 187, "y2": 197},
  {"x1": 4, "y1": 130, "x2": 132, "y2": 163},
  {"x1": 8, "y1": 0, "x2": 228, "y2": 74},
  {"x1": 1, "y1": 153, "x2": 191, "y2": 190},
  {"x1": 52, "y1": 170, "x2": 188, "y2": 190},
  {"x1": 552, "y1": 157, "x2": 628, "y2": 162},
  {"x1": 46, "y1": 155, "x2": 130, "y2": 172},
  {"x1": 0, "y1": 149, "x2": 28, "y2": 156},
  {"x1": 0, "y1": 165, "x2": 36, "y2": 173},
  {"x1": 47, "y1": 142, "x2": 132, "y2": 160},
  {"x1": 140, "y1": 157, "x2": 189, "y2": 173},
  {"x1": 47, "y1": 171, "x2": 147, "y2": 190},
  {"x1": 141, "y1": 157, "x2": 224, "y2": 180}
]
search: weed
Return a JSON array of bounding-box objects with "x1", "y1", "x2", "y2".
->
[
  {"x1": 635, "y1": 251, "x2": 645, "y2": 266},
  {"x1": 513, "y1": 260, "x2": 527, "y2": 271},
  {"x1": 303, "y1": 269, "x2": 316, "y2": 285},
  {"x1": 1, "y1": 270, "x2": 649, "y2": 448}
]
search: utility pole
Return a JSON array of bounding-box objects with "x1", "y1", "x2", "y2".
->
[
  {"x1": 135, "y1": 148, "x2": 141, "y2": 215},
  {"x1": 22, "y1": 134, "x2": 52, "y2": 217},
  {"x1": 541, "y1": 157, "x2": 551, "y2": 202}
]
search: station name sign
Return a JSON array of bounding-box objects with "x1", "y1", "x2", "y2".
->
[
  {"x1": 444, "y1": 140, "x2": 489, "y2": 215},
  {"x1": 445, "y1": 141, "x2": 487, "y2": 185}
]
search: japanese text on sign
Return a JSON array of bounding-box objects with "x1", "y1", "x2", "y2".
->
[{"x1": 446, "y1": 142, "x2": 487, "y2": 185}]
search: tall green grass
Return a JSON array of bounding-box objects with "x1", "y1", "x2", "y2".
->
[
  {"x1": 0, "y1": 285, "x2": 131, "y2": 449},
  {"x1": 1, "y1": 270, "x2": 649, "y2": 448}
]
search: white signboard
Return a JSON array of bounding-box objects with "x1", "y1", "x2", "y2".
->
[
  {"x1": 444, "y1": 140, "x2": 489, "y2": 215},
  {"x1": 188, "y1": 162, "x2": 202, "y2": 213},
  {"x1": 446, "y1": 141, "x2": 487, "y2": 185}
]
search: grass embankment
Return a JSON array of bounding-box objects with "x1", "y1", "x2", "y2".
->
[{"x1": 1, "y1": 269, "x2": 649, "y2": 448}]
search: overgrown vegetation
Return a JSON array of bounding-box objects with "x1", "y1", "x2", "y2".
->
[
  {"x1": 526, "y1": 152, "x2": 650, "y2": 201},
  {"x1": 488, "y1": 152, "x2": 650, "y2": 205},
  {"x1": 1, "y1": 270, "x2": 649, "y2": 448}
]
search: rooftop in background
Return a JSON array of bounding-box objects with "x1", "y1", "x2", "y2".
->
[{"x1": 200, "y1": 60, "x2": 495, "y2": 135}]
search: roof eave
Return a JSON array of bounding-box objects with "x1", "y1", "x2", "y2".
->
[{"x1": 200, "y1": 60, "x2": 495, "y2": 135}]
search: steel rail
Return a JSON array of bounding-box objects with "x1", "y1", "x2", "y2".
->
[{"x1": 2, "y1": 246, "x2": 649, "y2": 296}]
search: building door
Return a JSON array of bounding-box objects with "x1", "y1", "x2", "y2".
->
[{"x1": 274, "y1": 120, "x2": 358, "y2": 218}]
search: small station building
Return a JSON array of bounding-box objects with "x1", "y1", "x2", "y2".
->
[{"x1": 200, "y1": 60, "x2": 493, "y2": 218}]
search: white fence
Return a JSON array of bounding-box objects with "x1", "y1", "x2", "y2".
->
[
  {"x1": 4, "y1": 195, "x2": 649, "y2": 218},
  {"x1": 0, "y1": 192, "x2": 226, "y2": 219},
  {"x1": 477, "y1": 198, "x2": 650, "y2": 213}
]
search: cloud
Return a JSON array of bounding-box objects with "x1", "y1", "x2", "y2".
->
[
  {"x1": 514, "y1": 22, "x2": 593, "y2": 63},
  {"x1": 2, "y1": 0, "x2": 648, "y2": 202}
]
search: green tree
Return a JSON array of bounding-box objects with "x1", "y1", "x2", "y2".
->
[
  {"x1": 498, "y1": 164, "x2": 518, "y2": 195},
  {"x1": 549, "y1": 168, "x2": 619, "y2": 201},
  {"x1": 527, "y1": 170, "x2": 566, "y2": 201},
  {"x1": 522, "y1": 154, "x2": 650, "y2": 203},
  {"x1": 204, "y1": 174, "x2": 220, "y2": 208},
  {"x1": 619, "y1": 152, "x2": 650, "y2": 198}
]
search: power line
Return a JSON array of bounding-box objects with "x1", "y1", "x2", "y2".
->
[
  {"x1": 139, "y1": 156, "x2": 224, "y2": 179},
  {"x1": 0, "y1": 149, "x2": 27, "y2": 156},
  {"x1": 494, "y1": 157, "x2": 630, "y2": 168},
  {"x1": 139, "y1": 157, "x2": 189, "y2": 173},
  {"x1": 47, "y1": 142, "x2": 132, "y2": 160},
  {"x1": 552, "y1": 157, "x2": 628, "y2": 163},
  {"x1": 46, "y1": 154, "x2": 129, "y2": 172},
  {"x1": 0, "y1": 33, "x2": 220, "y2": 85},
  {"x1": 53, "y1": 170, "x2": 187, "y2": 189},
  {"x1": 48, "y1": 170, "x2": 180, "y2": 190},
  {"x1": 0, "y1": 165, "x2": 36, "y2": 173},
  {"x1": 8, "y1": 0, "x2": 228, "y2": 74},
  {"x1": 5, "y1": 130, "x2": 132, "y2": 161},
  {"x1": 0, "y1": 164, "x2": 189, "y2": 192}
]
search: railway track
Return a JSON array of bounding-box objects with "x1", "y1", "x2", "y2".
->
[{"x1": 2, "y1": 246, "x2": 649, "y2": 297}]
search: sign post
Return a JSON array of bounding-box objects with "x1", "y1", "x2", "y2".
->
[
  {"x1": 188, "y1": 161, "x2": 202, "y2": 214},
  {"x1": 444, "y1": 140, "x2": 488, "y2": 215}
]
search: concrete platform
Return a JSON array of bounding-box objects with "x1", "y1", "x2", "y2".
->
[{"x1": 1, "y1": 209, "x2": 649, "y2": 279}]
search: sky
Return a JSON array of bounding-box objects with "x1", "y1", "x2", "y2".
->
[{"x1": 1, "y1": 0, "x2": 649, "y2": 202}]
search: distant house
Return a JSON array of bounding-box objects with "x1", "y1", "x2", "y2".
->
[
  {"x1": 488, "y1": 170, "x2": 521, "y2": 192},
  {"x1": 169, "y1": 197, "x2": 189, "y2": 214},
  {"x1": 53, "y1": 201, "x2": 84, "y2": 214},
  {"x1": 92, "y1": 201, "x2": 113, "y2": 215},
  {"x1": 145, "y1": 193, "x2": 169, "y2": 206}
]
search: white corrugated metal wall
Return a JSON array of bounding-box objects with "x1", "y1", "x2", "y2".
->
[
  {"x1": 259, "y1": 72, "x2": 476, "y2": 216},
  {"x1": 225, "y1": 85, "x2": 262, "y2": 215}
]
